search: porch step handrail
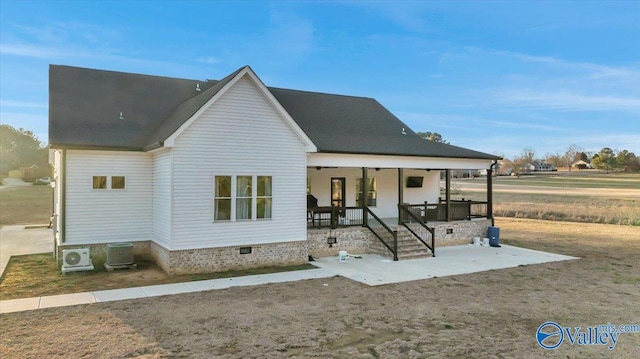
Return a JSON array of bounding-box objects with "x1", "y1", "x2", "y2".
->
[
  {"x1": 365, "y1": 208, "x2": 398, "y2": 261},
  {"x1": 398, "y1": 204, "x2": 436, "y2": 257}
]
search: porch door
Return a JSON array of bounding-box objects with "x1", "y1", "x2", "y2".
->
[{"x1": 331, "y1": 177, "x2": 345, "y2": 208}]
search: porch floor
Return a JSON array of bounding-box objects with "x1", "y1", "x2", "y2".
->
[{"x1": 311, "y1": 244, "x2": 577, "y2": 286}]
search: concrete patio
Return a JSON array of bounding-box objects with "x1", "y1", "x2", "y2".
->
[{"x1": 312, "y1": 244, "x2": 578, "y2": 286}]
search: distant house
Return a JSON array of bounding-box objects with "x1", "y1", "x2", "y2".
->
[
  {"x1": 523, "y1": 161, "x2": 557, "y2": 172},
  {"x1": 572, "y1": 160, "x2": 593, "y2": 169},
  {"x1": 49, "y1": 65, "x2": 501, "y2": 274}
]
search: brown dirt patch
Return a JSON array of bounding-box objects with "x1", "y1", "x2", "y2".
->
[{"x1": 2, "y1": 218, "x2": 639, "y2": 358}]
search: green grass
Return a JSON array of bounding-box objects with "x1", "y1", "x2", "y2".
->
[{"x1": 0, "y1": 186, "x2": 52, "y2": 225}]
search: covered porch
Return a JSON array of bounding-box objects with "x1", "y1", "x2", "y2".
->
[{"x1": 305, "y1": 153, "x2": 498, "y2": 261}]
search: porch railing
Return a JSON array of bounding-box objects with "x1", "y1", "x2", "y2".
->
[
  {"x1": 398, "y1": 204, "x2": 435, "y2": 256},
  {"x1": 365, "y1": 208, "x2": 398, "y2": 261},
  {"x1": 423, "y1": 199, "x2": 488, "y2": 221},
  {"x1": 307, "y1": 206, "x2": 363, "y2": 229}
]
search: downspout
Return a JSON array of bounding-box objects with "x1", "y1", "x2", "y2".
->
[
  {"x1": 397, "y1": 168, "x2": 404, "y2": 225},
  {"x1": 487, "y1": 160, "x2": 497, "y2": 226},
  {"x1": 61, "y1": 149, "x2": 66, "y2": 243}
]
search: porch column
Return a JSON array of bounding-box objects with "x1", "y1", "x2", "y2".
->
[
  {"x1": 397, "y1": 168, "x2": 404, "y2": 225},
  {"x1": 487, "y1": 162, "x2": 495, "y2": 226},
  {"x1": 362, "y1": 167, "x2": 368, "y2": 227},
  {"x1": 445, "y1": 169, "x2": 451, "y2": 222}
]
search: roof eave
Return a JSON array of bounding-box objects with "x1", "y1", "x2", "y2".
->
[
  {"x1": 316, "y1": 149, "x2": 501, "y2": 161},
  {"x1": 49, "y1": 143, "x2": 145, "y2": 152}
]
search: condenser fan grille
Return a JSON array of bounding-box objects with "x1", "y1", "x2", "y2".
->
[{"x1": 65, "y1": 251, "x2": 81, "y2": 265}]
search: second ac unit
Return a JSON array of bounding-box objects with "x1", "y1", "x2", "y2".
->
[{"x1": 106, "y1": 242, "x2": 134, "y2": 266}]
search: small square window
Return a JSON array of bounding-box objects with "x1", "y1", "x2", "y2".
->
[
  {"x1": 111, "y1": 176, "x2": 125, "y2": 189},
  {"x1": 92, "y1": 176, "x2": 107, "y2": 189}
]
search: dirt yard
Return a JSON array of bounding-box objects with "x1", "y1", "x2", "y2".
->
[{"x1": 1, "y1": 218, "x2": 638, "y2": 358}]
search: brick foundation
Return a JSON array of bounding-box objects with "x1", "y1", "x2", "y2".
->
[
  {"x1": 307, "y1": 227, "x2": 375, "y2": 258},
  {"x1": 149, "y1": 240, "x2": 309, "y2": 275},
  {"x1": 431, "y1": 219, "x2": 492, "y2": 247}
]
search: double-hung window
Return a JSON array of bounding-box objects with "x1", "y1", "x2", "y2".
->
[
  {"x1": 214, "y1": 175, "x2": 272, "y2": 222},
  {"x1": 236, "y1": 176, "x2": 253, "y2": 220},
  {"x1": 214, "y1": 176, "x2": 232, "y2": 221},
  {"x1": 257, "y1": 176, "x2": 272, "y2": 219}
]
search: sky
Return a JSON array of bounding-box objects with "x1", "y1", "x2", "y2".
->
[{"x1": 1, "y1": 1, "x2": 638, "y2": 159}]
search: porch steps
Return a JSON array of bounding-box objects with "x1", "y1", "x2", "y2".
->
[{"x1": 369, "y1": 230, "x2": 433, "y2": 260}]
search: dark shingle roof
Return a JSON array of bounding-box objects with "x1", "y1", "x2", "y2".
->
[
  {"x1": 49, "y1": 65, "x2": 499, "y2": 160},
  {"x1": 269, "y1": 87, "x2": 498, "y2": 159}
]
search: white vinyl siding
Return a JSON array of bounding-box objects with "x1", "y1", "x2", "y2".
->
[
  {"x1": 170, "y1": 75, "x2": 307, "y2": 249},
  {"x1": 64, "y1": 150, "x2": 152, "y2": 244},
  {"x1": 152, "y1": 149, "x2": 172, "y2": 247}
]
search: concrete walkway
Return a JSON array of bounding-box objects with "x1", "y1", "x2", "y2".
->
[
  {"x1": 0, "y1": 242, "x2": 577, "y2": 314},
  {"x1": 0, "y1": 225, "x2": 54, "y2": 276},
  {"x1": 0, "y1": 267, "x2": 339, "y2": 314}
]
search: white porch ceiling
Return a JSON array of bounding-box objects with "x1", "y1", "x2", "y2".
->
[{"x1": 307, "y1": 153, "x2": 494, "y2": 170}]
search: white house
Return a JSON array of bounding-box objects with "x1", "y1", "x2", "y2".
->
[
  {"x1": 49, "y1": 65, "x2": 500, "y2": 274},
  {"x1": 572, "y1": 160, "x2": 593, "y2": 169},
  {"x1": 523, "y1": 161, "x2": 557, "y2": 172}
]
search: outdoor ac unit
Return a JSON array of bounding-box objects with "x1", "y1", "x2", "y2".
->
[
  {"x1": 61, "y1": 248, "x2": 94, "y2": 273},
  {"x1": 106, "y1": 242, "x2": 134, "y2": 266}
]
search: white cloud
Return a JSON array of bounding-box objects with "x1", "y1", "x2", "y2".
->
[
  {"x1": 196, "y1": 56, "x2": 222, "y2": 65},
  {"x1": 0, "y1": 100, "x2": 47, "y2": 109},
  {"x1": 0, "y1": 43, "x2": 75, "y2": 58},
  {"x1": 495, "y1": 91, "x2": 640, "y2": 113}
]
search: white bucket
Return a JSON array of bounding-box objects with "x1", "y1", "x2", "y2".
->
[
  {"x1": 482, "y1": 238, "x2": 490, "y2": 246},
  {"x1": 338, "y1": 251, "x2": 348, "y2": 262},
  {"x1": 473, "y1": 237, "x2": 480, "y2": 246}
]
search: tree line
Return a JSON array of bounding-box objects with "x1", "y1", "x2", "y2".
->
[
  {"x1": 502, "y1": 145, "x2": 639, "y2": 174},
  {"x1": 417, "y1": 132, "x2": 638, "y2": 173},
  {"x1": 0, "y1": 124, "x2": 49, "y2": 174}
]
